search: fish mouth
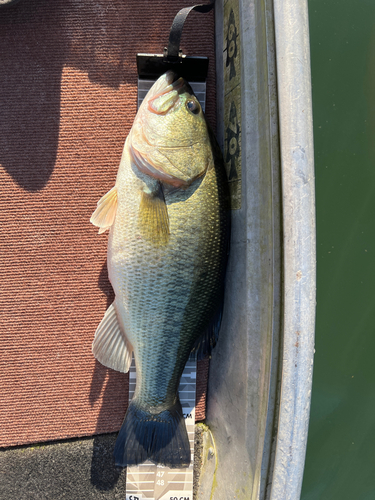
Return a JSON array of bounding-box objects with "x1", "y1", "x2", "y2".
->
[{"x1": 147, "y1": 72, "x2": 188, "y2": 115}]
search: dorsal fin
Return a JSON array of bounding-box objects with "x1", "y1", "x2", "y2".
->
[{"x1": 191, "y1": 304, "x2": 223, "y2": 360}]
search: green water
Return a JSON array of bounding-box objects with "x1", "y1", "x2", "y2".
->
[{"x1": 301, "y1": 1, "x2": 375, "y2": 499}]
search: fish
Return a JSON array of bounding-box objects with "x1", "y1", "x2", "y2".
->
[{"x1": 90, "y1": 71, "x2": 230, "y2": 468}]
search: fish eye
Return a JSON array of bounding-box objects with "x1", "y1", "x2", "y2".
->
[{"x1": 186, "y1": 100, "x2": 200, "y2": 115}]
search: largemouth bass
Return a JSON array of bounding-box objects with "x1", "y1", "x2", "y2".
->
[{"x1": 90, "y1": 72, "x2": 230, "y2": 468}]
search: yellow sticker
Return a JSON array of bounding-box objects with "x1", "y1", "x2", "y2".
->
[{"x1": 224, "y1": 0, "x2": 241, "y2": 209}]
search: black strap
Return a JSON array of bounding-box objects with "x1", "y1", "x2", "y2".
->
[{"x1": 164, "y1": 1, "x2": 215, "y2": 61}]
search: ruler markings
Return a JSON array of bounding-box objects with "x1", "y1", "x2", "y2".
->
[{"x1": 126, "y1": 355, "x2": 196, "y2": 500}]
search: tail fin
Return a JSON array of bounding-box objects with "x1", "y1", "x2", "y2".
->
[{"x1": 114, "y1": 398, "x2": 190, "y2": 468}]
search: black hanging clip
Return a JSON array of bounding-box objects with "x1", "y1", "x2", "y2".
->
[
  {"x1": 163, "y1": 1, "x2": 215, "y2": 63},
  {"x1": 137, "y1": 1, "x2": 215, "y2": 91}
]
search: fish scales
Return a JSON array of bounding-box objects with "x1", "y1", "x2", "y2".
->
[
  {"x1": 90, "y1": 72, "x2": 230, "y2": 468},
  {"x1": 111, "y1": 147, "x2": 225, "y2": 406}
]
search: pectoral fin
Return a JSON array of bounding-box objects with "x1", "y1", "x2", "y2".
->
[
  {"x1": 139, "y1": 188, "x2": 170, "y2": 245},
  {"x1": 90, "y1": 186, "x2": 118, "y2": 234},
  {"x1": 92, "y1": 303, "x2": 133, "y2": 373}
]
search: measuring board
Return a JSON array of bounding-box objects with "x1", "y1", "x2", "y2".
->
[{"x1": 126, "y1": 356, "x2": 197, "y2": 500}]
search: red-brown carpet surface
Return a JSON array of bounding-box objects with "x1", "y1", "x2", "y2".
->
[{"x1": 0, "y1": 0, "x2": 215, "y2": 447}]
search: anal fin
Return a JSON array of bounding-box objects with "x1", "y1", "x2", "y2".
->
[
  {"x1": 92, "y1": 302, "x2": 132, "y2": 373},
  {"x1": 90, "y1": 186, "x2": 118, "y2": 234}
]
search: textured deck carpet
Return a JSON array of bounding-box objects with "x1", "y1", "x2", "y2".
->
[{"x1": 0, "y1": 0, "x2": 215, "y2": 447}]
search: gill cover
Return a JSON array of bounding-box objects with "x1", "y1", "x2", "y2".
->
[{"x1": 129, "y1": 71, "x2": 211, "y2": 188}]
